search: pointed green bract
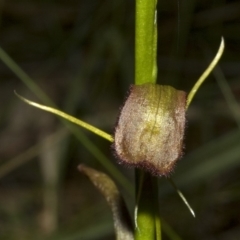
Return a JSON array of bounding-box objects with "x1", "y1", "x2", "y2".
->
[
  {"x1": 187, "y1": 37, "x2": 225, "y2": 109},
  {"x1": 14, "y1": 91, "x2": 113, "y2": 142}
]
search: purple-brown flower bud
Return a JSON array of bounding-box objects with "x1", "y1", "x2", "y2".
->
[{"x1": 113, "y1": 83, "x2": 186, "y2": 176}]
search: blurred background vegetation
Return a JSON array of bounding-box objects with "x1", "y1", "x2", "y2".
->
[{"x1": 0, "y1": 0, "x2": 240, "y2": 239}]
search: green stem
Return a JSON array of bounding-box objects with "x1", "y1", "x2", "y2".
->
[
  {"x1": 153, "y1": 178, "x2": 161, "y2": 240},
  {"x1": 135, "y1": 172, "x2": 161, "y2": 240},
  {"x1": 135, "y1": 0, "x2": 158, "y2": 85},
  {"x1": 135, "y1": 171, "x2": 156, "y2": 240},
  {"x1": 134, "y1": 0, "x2": 161, "y2": 239}
]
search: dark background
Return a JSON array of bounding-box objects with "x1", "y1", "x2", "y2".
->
[{"x1": 0, "y1": 0, "x2": 240, "y2": 239}]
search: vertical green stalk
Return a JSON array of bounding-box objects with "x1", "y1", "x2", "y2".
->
[
  {"x1": 135, "y1": 171, "x2": 156, "y2": 240},
  {"x1": 135, "y1": 172, "x2": 161, "y2": 240},
  {"x1": 135, "y1": 0, "x2": 158, "y2": 85},
  {"x1": 135, "y1": 0, "x2": 161, "y2": 239}
]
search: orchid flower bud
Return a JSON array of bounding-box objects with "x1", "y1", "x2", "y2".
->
[{"x1": 113, "y1": 83, "x2": 186, "y2": 176}]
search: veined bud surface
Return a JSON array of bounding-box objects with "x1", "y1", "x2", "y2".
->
[{"x1": 113, "y1": 83, "x2": 186, "y2": 176}]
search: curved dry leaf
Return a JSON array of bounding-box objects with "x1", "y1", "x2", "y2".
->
[{"x1": 78, "y1": 164, "x2": 134, "y2": 240}]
